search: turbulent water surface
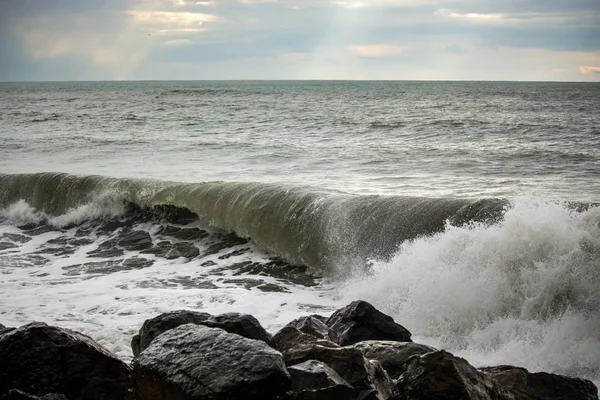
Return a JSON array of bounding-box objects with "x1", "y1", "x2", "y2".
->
[{"x1": 0, "y1": 81, "x2": 599, "y2": 385}]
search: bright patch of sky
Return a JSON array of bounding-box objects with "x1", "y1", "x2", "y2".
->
[{"x1": 0, "y1": 0, "x2": 599, "y2": 81}]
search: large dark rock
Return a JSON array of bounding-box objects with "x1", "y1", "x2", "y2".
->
[
  {"x1": 327, "y1": 301, "x2": 412, "y2": 346},
  {"x1": 285, "y1": 315, "x2": 340, "y2": 343},
  {"x1": 395, "y1": 350, "x2": 509, "y2": 400},
  {"x1": 132, "y1": 310, "x2": 212, "y2": 356},
  {"x1": 481, "y1": 365, "x2": 599, "y2": 400},
  {"x1": 365, "y1": 360, "x2": 395, "y2": 400},
  {"x1": 0, "y1": 322, "x2": 133, "y2": 400},
  {"x1": 353, "y1": 341, "x2": 437, "y2": 379},
  {"x1": 133, "y1": 310, "x2": 273, "y2": 356},
  {"x1": 132, "y1": 324, "x2": 290, "y2": 399}
]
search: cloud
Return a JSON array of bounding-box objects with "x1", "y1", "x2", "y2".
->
[
  {"x1": 580, "y1": 66, "x2": 600, "y2": 75},
  {"x1": 163, "y1": 38, "x2": 194, "y2": 46},
  {"x1": 347, "y1": 44, "x2": 409, "y2": 57}
]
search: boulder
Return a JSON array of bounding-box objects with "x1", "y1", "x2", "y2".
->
[
  {"x1": 327, "y1": 301, "x2": 412, "y2": 346},
  {"x1": 133, "y1": 310, "x2": 273, "y2": 356},
  {"x1": 285, "y1": 315, "x2": 340, "y2": 343},
  {"x1": 395, "y1": 350, "x2": 509, "y2": 400},
  {"x1": 132, "y1": 310, "x2": 213, "y2": 356},
  {"x1": 481, "y1": 365, "x2": 599, "y2": 400},
  {"x1": 132, "y1": 324, "x2": 290, "y2": 399},
  {"x1": 0, "y1": 322, "x2": 133, "y2": 400},
  {"x1": 353, "y1": 341, "x2": 437, "y2": 379}
]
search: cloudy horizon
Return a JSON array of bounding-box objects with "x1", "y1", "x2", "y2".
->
[{"x1": 1, "y1": 0, "x2": 599, "y2": 82}]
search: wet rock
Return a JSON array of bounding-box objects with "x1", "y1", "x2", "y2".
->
[
  {"x1": 327, "y1": 301, "x2": 412, "y2": 346},
  {"x1": 132, "y1": 324, "x2": 290, "y2": 400},
  {"x1": 228, "y1": 259, "x2": 318, "y2": 287},
  {"x1": 46, "y1": 238, "x2": 68, "y2": 245},
  {"x1": 353, "y1": 341, "x2": 437, "y2": 379},
  {"x1": 0, "y1": 322, "x2": 133, "y2": 400},
  {"x1": 0, "y1": 242, "x2": 17, "y2": 251},
  {"x1": 274, "y1": 327, "x2": 339, "y2": 357},
  {"x1": 275, "y1": 329, "x2": 370, "y2": 388},
  {"x1": 133, "y1": 310, "x2": 212, "y2": 356},
  {"x1": 133, "y1": 310, "x2": 273, "y2": 356},
  {"x1": 201, "y1": 260, "x2": 217, "y2": 267},
  {"x1": 2, "y1": 233, "x2": 32, "y2": 243},
  {"x1": 87, "y1": 238, "x2": 124, "y2": 258},
  {"x1": 202, "y1": 233, "x2": 248, "y2": 256},
  {"x1": 285, "y1": 315, "x2": 340, "y2": 343},
  {"x1": 288, "y1": 385, "x2": 361, "y2": 400},
  {"x1": 68, "y1": 238, "x2": 94, "y2": 246},
  {"x1": 140, "y1": 240, "x2": 171, "y2": 257},
  {"x1": 395, "y1": 350, "x2": 509, "y2": 400},
  {"x1": 365, "y1": 359, "x2": 395, "y2": 400},
  {"x1": 21, "y1": 225, "x2": 57, "y2": 236},
  {"x1": 96, "y1": 221, "x2": 130, "y2": 234},
  {"x1": 116, "y1": 230, "x2": 153, "y2": 251},
  {"x1": 207, "y1": 312, "x2": 274, "y2": 347},
  {"x1": 288, "y1": 359, "x2": 351, "y2": 392},
  {"x1": 223, "y1": 278, "x2": 263, "y2": 289},
  {"x1": 2, "y1": 389, "x2": 69, "y2": 399},
  {"x1": 164, "y1": 242, "x2": 199, "y2": 259},
  {"x1": 121, "y1": 257, "x2": 154, "y2": 270},
  {"x1": 218, "y1": 248, "x2": 250, "y2": 259},
  {"x1": 481, "y1": 365, "x2": 599, "y2": 400},
  {"x1": 159, "y1": 226, "x2": 208, "y2": 241},
  {"x1": 257, "y1": 283, "x2": 290, "y2": 293}
]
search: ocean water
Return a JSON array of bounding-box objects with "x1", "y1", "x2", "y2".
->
[{"x1": 1, "y1": 81, "x2": 599, "y2": 385}]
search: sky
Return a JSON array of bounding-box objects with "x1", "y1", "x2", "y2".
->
[{"x1": 0, "y1": 0, "x2": 599, "y2": 81}]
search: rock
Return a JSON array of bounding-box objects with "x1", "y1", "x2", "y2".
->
[
  {"x1": 285, "y1": 315, "x2": 340, "y2": 343},
  {"x1": 274, "y1": 327, "x2": 339, "y2": 356},
  {"x1": 133, "y1": 310, "x2": 213, "y2": 356},
  {"x1": 396, "y1": 350, "x2": 509, "y2": 400},
  {"x1": 207, "y1": 312, "x2": 274, "y2": 347},
  {"x1": 133, "y1": 310, "x2": 273, "y2": 356},
  {"x1": 0, "y1": 322, "x2": 133, "y2": 400},
  {"x1": 288, "y1": 360, "x2": 351, "y2": 392},
  {"x1": 290, "y1": 385, "x2": 360, "y2": 400},
  {"x1": 0, "y1": 242, "x2": 17, "y2": 250},
  {"x1": 327, "y1": 301, "x2": 412, "y2": 346},
  {"x1": 116, "y1": 230, "x2": 153, "y2": 251},
  {"x1": 2, "y1": 233, "x2": 32, "y2": 243},
  {"x1": 2, "y1": 389, "x2": 69, "y2": 399},
  {"x1": 481, "y1": 365, "x2": 599, "y2": 400},
  {"x1": 365, "y1": 359, "x2": 395, "y2": 400},
  {"x1": 132, "y1": 324, "x2": 290, "y2": 399},
  {"x1": 164, "y1": 242, "x2": 199, "y2": 259},
  {"x1": 159, "y1": 226, "x2": 208, "y2": 241},
  {"x1": 353, "y1": 341, "x2": 437, "y2": 379},
  {"x1": 275, "y1": 329, "x2": 370, "y2": 388}
]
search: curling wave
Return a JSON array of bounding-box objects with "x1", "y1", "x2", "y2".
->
[{"x1": 0, "y1": 172, "x2": 510, "y2": 273}]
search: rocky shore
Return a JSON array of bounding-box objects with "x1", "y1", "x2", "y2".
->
[{"x1": 1, "y1": 300, "x2": 597, "y2": 400}]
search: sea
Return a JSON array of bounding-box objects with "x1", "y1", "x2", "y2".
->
[{"x1": 0, "y1": 81, "x2": 599, "y2": 386}]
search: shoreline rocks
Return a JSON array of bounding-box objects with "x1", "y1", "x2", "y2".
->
[{"x1": 1, "y1": 301, "x2": 598, "y2": 400}]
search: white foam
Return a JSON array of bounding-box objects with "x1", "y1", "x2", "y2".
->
[{"x1": 340, "y1": 199, "x2": 600, "y2": 381}]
